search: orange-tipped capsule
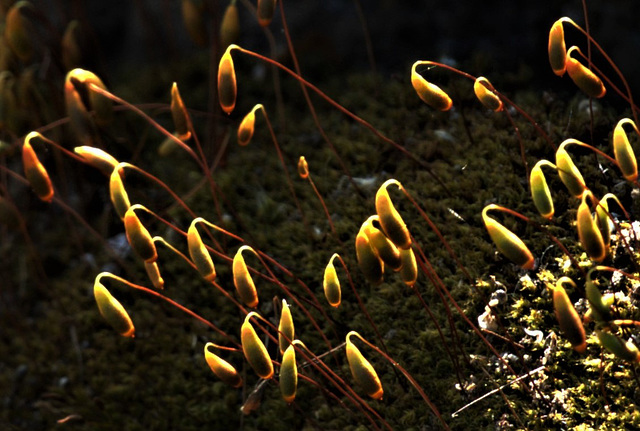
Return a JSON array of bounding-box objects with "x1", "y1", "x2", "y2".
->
[
  {"x1": 482, "y1": 205, "x2": 535, "y2": 270},
  {"x1": 530, "y1": 160, "x2": 556, "y2": 219},
  {"x1": 65, "y1": 68, "x2": 113, "y2": 126},
  {"x1": 355, "y1": 226, "x2": 384, "y2": 285},
  {"x1": 171, "y1": 82, "x2": 191, "y2": 140},
  {"x1": 399, "y1": 247, "x2": 418, "y2": 287},
  {"x1": 596, "y1": 330, "x2": 640, "y2": 362},
  {"x1": 5, "y1": 1, "x2": 34, "y2": 62},
  {"x1": 297, "y1": 156, "x2": 309, "y2": 179},
  {"x1": 238, "y1": 104, "x2": 260, "y2": 146},
  {"x1": 612, "y1": 118, "x2": 638, "y2": 182},
  {"x1": 220, "y1": 2, "x2": 239, "y2": 50},
  {"x1": 187, "y1": 219, "x2": 216, "y2": 282},
  {"x1": 279, "y1": 342, "x2": 298, "y2": 403},
  {"x1": 22, "y1": 132, "x2": 53, "y2": 203},
  {"x1": 204, "y1": 342, "x2": 243, "y2": 388},
  {"x1": 94, "y1": 277, "x2": 135, "y2": 338},
  {"x1": 233, "y1": 245, "x2": 259, "y2": 308},
  {"x1": 375, "y1": 179, "x2": 411, "y2": 250},
  {"x1": 411, "y1": 62, "x2": 452, "y2": 111},
  {"x1": 552, "y1": 277, "x2": 586, "y2": 353},
  {"x1": 218, "y1": 45, "x2": 237, "y2": 115},
  {"x1": 323, "y1": 254, "x2": 341, "y2": 307},
  {"x1": 144, "y1": 261, "x2": 164, "y2": 290},
  {"x1": 346, "y1": 331, "x2": 383, "y2": 400},
  {"x1": 548, "y1": 19, "x2": 567, "y2": 76},
  {"x1": 74, "y1": 146, "x2": 120, "y2": 176},
  {"x1": 566, "y1": 46, "x2": 606, "y2": 98},
  {"x1": 257, "y1": 0, "x2": 276, "y2": 27},
  {"x1": 556, "y1": 140, "x2": 586, "y2": 198},
  {"x1": 181, "y1": 0, "x2": 207, "y2": 46},
  {"x1": 278, "y1": 299, "x2": 294, "y2": 355},
  {"x1": 577, "y1": 192, "x2": 606, "y2": 262},
  {"x1": 124, "y1": 206, "x2": 157, "y2": 263},
  {"x1": 109, "y1": 165, "x2": 130, "y2": 220},
  {"x1": 241, "y1": 312, "x2": 273, "y2": 379},
  {"x1": 473, "y1": 77, "x2": 503, "y2": 112}
]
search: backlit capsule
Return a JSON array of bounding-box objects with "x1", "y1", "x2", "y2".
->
[
  {"x1": 22, "y1": 132, "x2": 53, "y2": 203},
  {"x1": 323, "y1": 254, "x2": 341, "y2": 307},
  {"x1": 94, "y1": 278, "x2": 135, "y2": 338},
  {"x1": 187, "y1": 219, "x2": 216, "y2": 282},
  {"x1": 144, "y1": 261, "x2": 164, "y2": 290},
  {"x1": 529, "y1": 160, "x2": 555, "y2": 219},
  {"x1": 241, "y1": 312, "x2": 273, "y2": 379},
  {"x1": 553, "y1": 277, "x2": 586, "y2": 353},
  {"x1": 74, "y1": 146, "x2": 120, "y2": 176},
  {"x1": 362, "y1": 216, "x2": 402, "y2": 271},
  {"x1": 233, "y1": 245, "x2": 259, "y2": 308},
  {"x1": 577, "y1": 192, "x2": 606, "y2": 262},
  {"x1": 612, "y1": 118, "x2": 638, "y2": 182},
  {"x1": 596, "y1": 330, "x2": 640, "y2": 362},
  {"x1": 548, "y1": 19, "x2": 567, "y2": 76},
  {"x1": 279, "y1": 343, "x2": 298, "y2": 403},
  {"x1": 556, "y1": 141, "x2": 586, "y2": 198},
  {"x1": 585, "y1": 271, "x2": 611, "y2": 323},
  {"x1": 204, "y1": 342, "x2": 243, "y2": 388},
  {"x1": 297, "y1": 156, "x2": 309, "y2": 179},
  {"x1": 399, "y1": 247, "x2": 418, "y2": 287},
  {"x1": 473, "y1": 77, "x2": 503, "y2": 112},
  {"x1": 278, "y1": 299, "x2": 294, "y2": 355},
  {"x1": 566, "y1": 46, "x2": 606, "y2": 99},
  {"x1": 375, "y1": 179, "x2": 411, "y2": 250},
  {"x1": 346, "y1": 331, "x2": 383, "y2": 400},
  {"x1": 171, "y1": 82, "x2": 191, "y2": 140},
  {"x1": 109, "y1": 165, "x2": 130, "y2": 220},
  {"x1": 124, "y1": 206, "x2": 157, "y2": 263},
  {"x1": 410, "y1": 61, "x2": 452, "y2": 111},
  {"x1": 355, "y1": 226, "x2": 384, "y2": 285},
  {"x1": 482, "y1": 205, "x2": 534, "y2": 270},
  {"x1": 238, "y1": 105, "x2": 260, "y2": 146},
  {"x1": 218, "y1": 45, "x2": 237, "y2": 114}
]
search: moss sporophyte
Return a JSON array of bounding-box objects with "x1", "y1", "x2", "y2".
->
[{"x1": 5, "y1": 0, "x2": 640, "y2": 429}]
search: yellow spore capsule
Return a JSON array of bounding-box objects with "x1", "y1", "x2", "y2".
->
[
  {"x1": 473, "y1": 77, "x2": 503, "y2": 112},
  {"x1": 74, "y1": 146, "x2": 120, "y2": 176},
  {"x1": 556, "y1": 140, "x2": 587, "y2": 198},
  {"x1": 124, "y1": 206, "x2": 157, "y2": 263},
  {"x1": 399, "y1": 247, "x2": 418, "y2": 287},
  {"x1": 204, "y1": 342, "x2": 243, "y2": 388},
  {"x1": 529, "y1": 160, "x2": 556, "y2": 219},
  {"x1": 233, "y1": 245, "x2": 259, "y2": 308},
  {"x1": 594, "y1": 193, "x2": 620, "y2": 250},
  {"x1": 612, "y1": 118, "x2": 638, "y2": 182},
  {"x1": 238, "y1": 105, "x2": 259, "y2": 146},
  {"x1": 257, "y1": 0, "x2": 277, "y2": 27},
  {"x1": 22, "y1": 132, "x2": 53, "y2": 203},
  {"x1": 346, "y1": 331, "x2": 383, "y2": 400},
  {"x1": 375, "y1": 179, "x2": 411, "y2": 250},
  {"x1": 323, "y1": 254, "x2": 341, "y2": 307},
  {"x1": 297, "y1": 156, "x2": 309, "y2": 179},
  {"x1": 218, "y1": 45, "x2": 237, "y2": 115},
  {"x1": 566, "y1": 46, "x2": 606, "y2": 98},
  {"x1": 144, "y1": 261, "x2": 164, "y2": 290},
  {"x1": 482, "y1": 205, "x2": 534, "y2": 270},
  {"x1": 65, "y1": 68, "x2": 113, "y2": 126},
  {"x1": 577, "y1": 192, "x2": 606, "y2": 262},
  {"x1": 187, "y1": 219, "x2": 216, "y2": 282},
  {"x1": 596, "y1": 330, "x2": 640, "y2": 362},
  {"x1": 552, "y1": 277, "x2": 586, "y2": 353},
  {"x1": 279, "y1": 343, "x2": 298, "y2": 403},
  {"x1": 220, "y1": 2, "x2": 240, "y2": 50},
  {"x1": 585, "y1": 270, "x2": 612, "y2": 323},
  {"x1": 411, "y1": 62, "x2": 452, "y2": 111},
  {"x1": 362, "y1": 216, "x2": 402, "y2": 271},
  {"x1": 355, "y1": 227, "x2": 384, "y2": 285},
  {"x1": 109, "y1": 165, "x2": 130, "y2": 220},
  {"x1": 241, "y1": 312, "x2": 273, "y2": 379},
  {"x1": 278, "y1": 299, "x2": 294, "y2": 355},
  {"x1": 171, "y1": 82, "x2": 191, "y2": 140},
  {"x1": 94, "y1": 278, "x2": 135, "y2": 338},
  {"x1": 548, "y1": 19, "x2": 567, "y2": 76}
]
